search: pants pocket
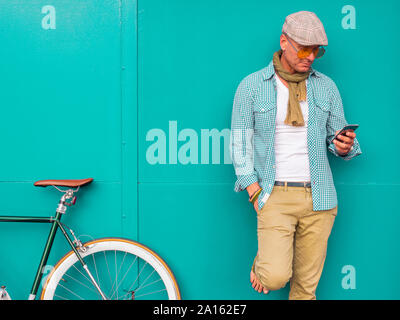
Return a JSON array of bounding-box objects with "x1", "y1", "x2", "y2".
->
[
  {"x1": 311, "y1": 205, "x2": 338, "y2": 217},
  {"x1": 328, "y1": 205, "x2": 338, "y2": 217}
]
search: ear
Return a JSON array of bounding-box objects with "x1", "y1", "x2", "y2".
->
[{"x1": 280, "y1": 33, "x2": 287, "y2": 51}]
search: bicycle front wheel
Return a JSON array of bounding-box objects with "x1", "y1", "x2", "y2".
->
[{"x1": 41, "y1": 238, "x2": 181, "y2": 300}]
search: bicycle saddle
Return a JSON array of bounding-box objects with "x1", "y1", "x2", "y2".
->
[{"x1": 34, "y1": 178, "x2": 93, "y2": 188}]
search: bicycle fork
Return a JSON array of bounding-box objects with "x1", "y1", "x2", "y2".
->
[{"x1": 56, "y1": 222, "x2": 107, "y2": 300}]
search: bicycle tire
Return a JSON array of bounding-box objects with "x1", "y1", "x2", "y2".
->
[{"x1": 40, "y1": 237, "x2": 181, "y2": 300}]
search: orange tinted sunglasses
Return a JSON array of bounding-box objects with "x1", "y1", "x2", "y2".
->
[{"x1": 285, "y1": 34, "x2": 325, "y2": 59}]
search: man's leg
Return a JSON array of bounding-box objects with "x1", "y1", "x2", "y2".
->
[
  {"x1": 289, "y1": 187, "x2": 337, "y2": 300},
  {"x1": 253, "y1": 185, "x2": 299, "y2": 292}
]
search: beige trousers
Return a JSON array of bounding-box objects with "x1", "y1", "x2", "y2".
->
[{"x1": 253, "y1": 183, "x2": 337, "y2": 300}]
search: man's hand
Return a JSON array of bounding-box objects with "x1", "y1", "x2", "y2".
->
[
  {"x1": 253, "y1": 198, "x2": 260, "y2": 215},
  {"x1": 333, "y1": 129, "x2": 356, "y2": 156},
  {"x1": 247, "y1": 182, "x2": 261, "y2": 214}
]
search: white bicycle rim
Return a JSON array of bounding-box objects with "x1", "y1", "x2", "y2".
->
[{"x1": 41, "y1": 238, "x2": 180, "y2": 300}]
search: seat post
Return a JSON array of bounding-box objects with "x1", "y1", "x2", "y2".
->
[{"x1": 56, "y1": 192, "x2": 68, "y2": 215}]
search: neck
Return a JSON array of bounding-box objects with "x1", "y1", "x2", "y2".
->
[{"x1": 280, "y1": 52, "x2": 296, "y2": 74}]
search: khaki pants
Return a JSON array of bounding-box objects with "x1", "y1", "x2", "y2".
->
[{"x1": 253, "y1": 183, "x2": 337, "y2": 300}]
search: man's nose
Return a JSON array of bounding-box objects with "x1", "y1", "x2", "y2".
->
[{"x1": 306, "y1": 51, "x2": 316, "y2": 61}]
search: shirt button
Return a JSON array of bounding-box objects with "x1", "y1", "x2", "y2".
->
[
  {"x1": 269, "y1": 184, "x2": 272, "y2": 187},
  {"x1": 261, "y1": 108, "x2": 265, "y2": 112},
  {"x1": 273, "y1": 165, "x2": 276, "y2": 168}
]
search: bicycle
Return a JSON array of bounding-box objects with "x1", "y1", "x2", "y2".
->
[{"x1": 0, "y1": 178, "x2": 181, "y2": 300}]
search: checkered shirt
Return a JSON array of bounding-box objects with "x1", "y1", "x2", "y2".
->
[{"x1": 230, "y1": 60, "x2": 362, "y2": 212}]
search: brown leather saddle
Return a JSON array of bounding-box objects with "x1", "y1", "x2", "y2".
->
[{"x1": 34, "y1": 178, "x2": 93, "y2": 188}]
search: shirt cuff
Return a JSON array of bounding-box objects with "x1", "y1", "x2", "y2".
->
[{"x1": 234, "y1": 173, "x2": 258, "y2": 192}]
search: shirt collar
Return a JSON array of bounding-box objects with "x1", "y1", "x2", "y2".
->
[{"x1": 262, "y1": 60, "x2": 319, "y2": 81}]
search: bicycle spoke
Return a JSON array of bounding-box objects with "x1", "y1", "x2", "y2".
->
[
  {"x1": 114, "y1": 250, "x2": 118, "y2": 300},
  {"x1": 108, "y1": 251, "x2": 127, "y2": 297},
  {"x1": 63, "y1": 273, "x2": 100, "y2": 296},
  {"x1": 91, "y1": 253, "x2": 101, "y2": 290},
  {"x1": 71, "y1": 264, "x2": 94, "y2": 285},
  {"x1": 103, "y1": 250, "x2": 113, "y2": 295},
  {"x1": 54, "y1": 294, "x2": 69, "y2": 300},
  {"x1": 109, "y1": 253, "x2": 138, "y2": 300},
  {"x1": 119, "y1": 260, "x2": 157, "y2": 300},
  {"x1": 134, "y1": 268, "x2": 157, "y2": 292},
  {"x1": 135, "y1": 277, "x2": 162, "y2": 293},
  {"x1": 57, "y1": 283, "x2": 85, "y2": 300},
  {"x1": 120, "y1": 275, "x2": 164, "y2": 300},
  {"x1": 125, "y1": 260, "x2": 148, "y2": 294},
  {"x1": 134, "y1": 288, "x2": 167, "y2": 299}
]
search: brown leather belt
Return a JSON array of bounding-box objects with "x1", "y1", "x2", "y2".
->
[{"x1": 274, "y1": 181, "x2": 311, "y2": 188}]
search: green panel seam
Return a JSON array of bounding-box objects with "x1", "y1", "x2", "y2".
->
[{"x1": 120, "y1": 0, "x2": 138, "y2": 239}]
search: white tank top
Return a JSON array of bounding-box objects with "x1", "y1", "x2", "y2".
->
[{"x1": 274, "y1": 74, "x2": 311, "y2": 182}]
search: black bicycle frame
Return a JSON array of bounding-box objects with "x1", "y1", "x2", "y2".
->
[{"x1": 0, "y1": 210, "x2": 85, "y2": 300}]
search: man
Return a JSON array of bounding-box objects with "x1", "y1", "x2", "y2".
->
[{"x1": 230, "y1": 11, "x2": 362, "y2": 300}]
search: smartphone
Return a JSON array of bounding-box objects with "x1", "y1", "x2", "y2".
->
[{"x1": 332, "y1": 124, "x2": 359, "y2": 142}]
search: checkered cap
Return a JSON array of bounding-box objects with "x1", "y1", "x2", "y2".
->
[{"x1": 282, "y1": 11, "x2": 328, "y2": 46}]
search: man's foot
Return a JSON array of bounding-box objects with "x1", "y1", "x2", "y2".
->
[{"x1": 250, "y1": 269, "x2": 269, "y2": 294}]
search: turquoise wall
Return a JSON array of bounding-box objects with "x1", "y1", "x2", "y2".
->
[{"x1": 0, "y1": 0, "x2": 399, "y2": 299}]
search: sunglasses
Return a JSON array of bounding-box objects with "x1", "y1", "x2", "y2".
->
[{"x1": 284, "y1": 33, "x2": 325, "y2": 59}]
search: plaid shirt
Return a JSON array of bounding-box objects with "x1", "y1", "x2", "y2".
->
[{"x1": 230, "y1": 60, "x2": 362, "y2": 212}]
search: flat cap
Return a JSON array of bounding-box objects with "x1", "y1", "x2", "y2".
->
[{"x1": 282, "y1": 11, "x2": 328, "y2": 46}]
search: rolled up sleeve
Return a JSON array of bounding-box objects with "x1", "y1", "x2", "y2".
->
[{"x1": 326, "y1": 81, "x2": 362, "y2": 161}]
